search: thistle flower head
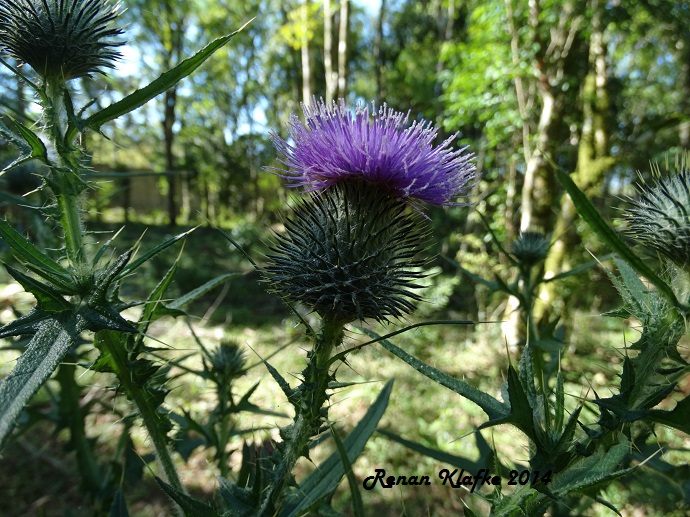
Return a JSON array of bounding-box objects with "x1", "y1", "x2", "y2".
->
[
  {"x1": 269, "y1": 98, "x2": 476, "y2": 207},
  {"x1": 511, "y1": 231, "x2": 550, "y2": 266},
  {"x1": 624, "y1": 163, "x2": 690, "y2": 268},
  {"x1": 264, "y1": 181, "x2": 428, "y2": 324},
  {"x1": 0, "y1": 0, "x2": 124, "y2": 82}
]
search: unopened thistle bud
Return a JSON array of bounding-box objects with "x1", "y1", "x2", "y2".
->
[
  {"x1": 0, "y1": 0, "x2": 124, "y2": 82},
  {"x1": 511, "y1": 231, "x2": 550, "y2": 267},
  {"x1": 624, "y1": 164, "x2": 690, "y2": 268},
  {"x1": 206, "y1": 342, "x2": 246, "y2": 384}
]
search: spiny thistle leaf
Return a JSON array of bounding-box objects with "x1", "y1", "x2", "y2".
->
[
  {"x1": 154, "y1": 476, "x2": 218, "y2": 517},
  {"x1": 0, "y1": 308, "x2": 48, "y2": 338},
  {"x1": 0, "y1": 218, "x2": 74, "y2": 289},
  {"x1": 361, "y1": 326, "x2": 509, "y2": 421},
  {"x1": 79, "y1": 22, "x2": 251, "y2": 136},
  {"x1": 648, "y1": 395, "x2": 690, "y2": 435},
  {"x1": 4, "y1": 264, "x2": 72, "y2": 312},
  {"x1": 0, "y1": 312, "x2": 87, "y2": 448}
]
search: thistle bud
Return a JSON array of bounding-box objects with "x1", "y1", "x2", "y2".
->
[
  {"x1": 264, "y1": 181, "x2": 428, "y2": 324},
  {"x1": 510, "y1": 232, "x2": 550, "y2": 267},
  {"x1": 0, "y1": 0, "x2": 124, "y2": 82},
  {"x1": 624, "y1": 165, "x2": 690, "y2": 268},
  {"x1": 206, "y1": 342, "x2": 246, "y2": 384}
]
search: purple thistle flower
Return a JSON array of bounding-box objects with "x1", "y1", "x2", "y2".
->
[{"x1": 269, "y1": 98, "x2": 476, "y2": 206}]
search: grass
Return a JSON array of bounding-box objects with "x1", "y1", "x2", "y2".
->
[{"x1": 1, "y1": 221, "x2": 689, "y2": 516}]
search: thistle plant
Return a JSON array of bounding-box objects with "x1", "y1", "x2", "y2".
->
[
  {"x1": 0, "y1": 0, "x2": 248, "y2": 509},
  {"x1": 4, "y1": 2, "x2": 684, "y2": 515},
  {"x1": 387, "y1": 164, "x2": 690, "y2": 515},
  {"x1": 246, "y1": 98, "x2": 476, "y2": 514},
  {"x1": 447, "y1": 227, "x2": 588, "y2": 365},
  {"x1": 171, "y1": 339, "x2": 274, "y2": 480}
]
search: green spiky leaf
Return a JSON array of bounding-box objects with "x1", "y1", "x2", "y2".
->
[
  {"x1": 0, "y1": 117, "x2": 47, "y2": 173},
  {"x1": 647, "y1": 395, "x2": 690, "y2": 434},
  {"x1": 109, "y1": 489, "x2": 130, "y2": 517},
  {"x1": 168, "y1": 272, "x2": 239, "y2": 311},
  {"x1": 554, "y1": 166, "x2": 683, "y2": 311},
  {"x1": 78, "y1": 22, "x2": 251, "y2": 136},
  {"x1": 154, "y1": 476, "x2": 218, "y2": 517},
  {"x1": 0, "y1": 313, "x2": 87, "y2": 448},
  {"x1": 4, "y1": 265, "x2": 72, "y2": 312},
  {"x1": 0, "y1": 308, "x2": 48, "y2": 338},
  {"x1": 363, "y1": 326, "x2": 509, "y2": 421},
  {"x1": 0, "y1": 219, "x2": 73, "y2": 286}
]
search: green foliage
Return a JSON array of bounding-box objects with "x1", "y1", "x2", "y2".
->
[
  {"x1": 441, "y1": 1, "x2": 519, "y2": 151},
  {"x1": 279, "y1": 380, "x2": 393, "y2": 517},
  {"x1": 381, "y1": 163, "x2": 690, "y2": 515},
  {"x1": 2, "y1": 1, "x2": 689, "y2": 514}
]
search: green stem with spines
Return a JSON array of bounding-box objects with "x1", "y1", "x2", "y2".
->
[
  {"x1": 97, "y1": 330, "x2": 184, "y2": 493},
  {"x1": 256, "y1": 318, "x2": 345, "y2": 515},
  {"x1": 43, "y1": 79, "x2": 88, "y2": 270},
  {"x1": 217, "y1": 386, "x2": 232, "y2": 479}
]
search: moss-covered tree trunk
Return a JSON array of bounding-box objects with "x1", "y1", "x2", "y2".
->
[
  {"x1": 502, "y1": 0, "x2": 586, "y2": 348},
  {"x1": 537, "y1": 0, "x2": 615, "y2": 323}
]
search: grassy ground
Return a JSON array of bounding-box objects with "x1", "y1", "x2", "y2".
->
[{"x1": 1, "y1": 222, "x2": 689, "y2": 516}]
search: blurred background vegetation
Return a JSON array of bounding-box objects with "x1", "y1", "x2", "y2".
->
[{"x1": 1, "y1": 0, "x2": 689, "y2": 515}]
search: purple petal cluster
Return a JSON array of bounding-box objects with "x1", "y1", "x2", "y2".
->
[{"x1": 269, "y1": 99, "x2": 476, "y2": 206}]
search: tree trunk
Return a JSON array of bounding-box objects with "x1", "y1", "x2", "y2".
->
[
  {"x1": 519, "y1": 0, "x2": 583, "y2": 234},
  {"x1": 337, "y1": 0, "x2": 350, "y2": 100},
  {"x1": 435, "y1": 0, "x2": 456, "y2": 97},
  {"x1": 505, "y1": 0, "x2": 531, "y2": 166},
  {"x1": 680, "y1": 40, "x2": 690, "y2": 147},
  {"x1": 374, "y1": 0, "x2": 387, "y2": 99},
  {"x1": 155, "y1": 2, "x2": 187, "y2": 227},
  {"x1": 502, "y1": 0, "x2": 585, "y2": 349},
  {"x1": 538, "y1": 0, "x2": 615, "y2": 319},
  {"x1": 163, "y1": 87, "x2": 178, "y2": 226},
  {"x1": 301, "y1": 0, "x2": 312, "y2": 105},
  {"x1": 123, "y1": 175, "x2": 131, "y2": 224},
  {"x1": 519, "y1": 89, "x2": 558, "y2": 233},
  {"x1": 324, "y1": 0, "x2": 336, "y2": 103},
  {"x1": 181, "y1": 172, "x2": 190, "y2": 223}
]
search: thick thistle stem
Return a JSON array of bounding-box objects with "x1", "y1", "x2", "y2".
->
[{"x1": 256, "y1": 318, "x2": 344, "y2": 515}]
